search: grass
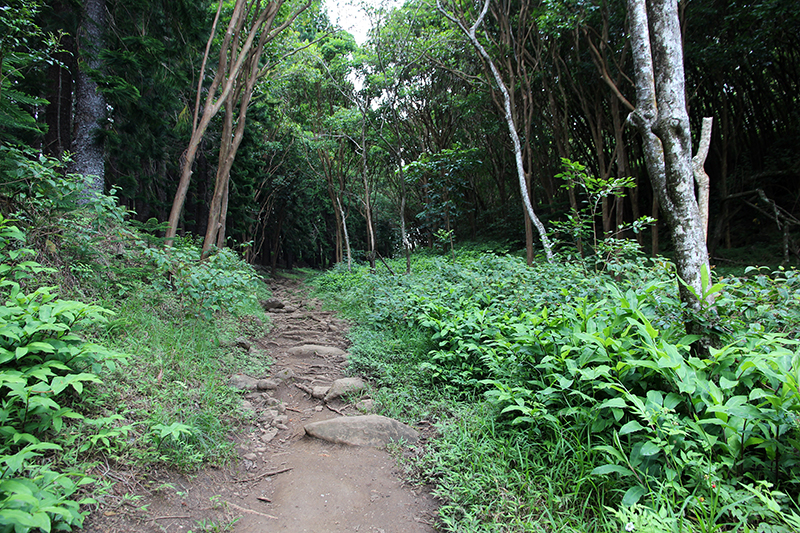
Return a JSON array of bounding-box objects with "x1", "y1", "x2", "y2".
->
[
  {"x1": 38, "y1": 218, "x2": 275, "y2": 476},
  {"x1": 87, "y1": 282, "x2": 272, "y2": 471}
]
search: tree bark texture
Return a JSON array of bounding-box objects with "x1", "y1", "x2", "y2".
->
[
  {"x1": 692, "y1": 117, "x2": 713, "y2": 241},
  {"x1": 69, "y1": 0, "x2": 106, "y2": 194},
  {"x1": 626, "y1": 0, "x2": 709, "y2": 311}
]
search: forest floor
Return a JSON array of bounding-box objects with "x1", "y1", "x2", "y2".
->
[{"x1": 83, "y1": 276, "x2": 438, "y2": 533}]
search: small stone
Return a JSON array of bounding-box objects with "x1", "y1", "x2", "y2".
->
[
  {"x1": 314, "y1": 405, "x2": 324, "y2": 412},
  {"x1": 276, "y1": 402, "x2": 286, "y2": 414},
  {"x1": 355, "y1": 399, "x2": 378, "y2": 414},
  {"x1": 234, "y1": 337, "x2": 251, "y2": 350},
  {"x1": 261, "y1": 298, "x2": 284, "y2": 310},
  {"x1": 312, "y1": 386, "x2": 330, "y2": 399},
  {"x1": 257, "y1": 379, "x2": 280, "y2": 390},
  {"x1": 260, "y1": 428, "x2": 279, "y2": 443},
  {"x1": 241, "y1": 400, "x2": 256, "y2": 413},
  {"x1": 230, "y1": 373, "x2": 259, "y2": 391},
  {"x1": 272, "y1": 415, "x2": 289, "y2": 427},
  {"x1": 242, "y1": 453, "x2": 258, "y2": 461},
  {"x1": 258, "y1": 410, "x2": 278, "y2": 424},
  {"x1": 324, "y1": 377, "x2": 367, "y2": 402}
]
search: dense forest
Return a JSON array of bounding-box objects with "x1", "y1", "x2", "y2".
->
[
  {"x1": 2, "y1": 0, "x2": 799, "y2": 270},
  {"x1": 2, "y1": 0, "x2": 800, "y2": 531}
]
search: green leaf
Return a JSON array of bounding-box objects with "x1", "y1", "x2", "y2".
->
[
  {"x1": 639, "y1": 441, "x2": 661, "y2": 456},
  {"x1": 719, "y1": 376, "x2": 739, "y2": 390},
  {"x1": 591, "y1": 464, "x2": 634, "y2": 477},
  {"x1": 622, "y1": 485, "x2": 648, "y2": 506},
  {"x1": 619, "y1": 420, "x2": 646, "y2": 435},
  {"x1": 598, "y1": 397, "x2": 627, "y2": 410}
]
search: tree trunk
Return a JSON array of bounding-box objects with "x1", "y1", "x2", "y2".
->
[
  {"x1": 438, "y1": 0, "x2": 553, "y2": 262},
  {"x1": 166, "y1": 0, "x2": 308, "y2": 245},
  {"x1": 44, "y1": 4, "x2": 75, "y2": 160},
  {"x1": 337, "y1": 197, "x2": 352, "y2": 271},
  {"x1": 69, "y1": 0, "x2": 106, "y2": 195},
  {"x1": 626, "y1": 0, "x2": 709, "y2": 312},
  {"x1": 692, "y1": 117, "x2": 713, "y2": 242}
]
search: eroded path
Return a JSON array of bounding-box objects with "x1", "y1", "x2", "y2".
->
[{"x1": 85, "y1": 276, "x2": 438, "y2": 533}]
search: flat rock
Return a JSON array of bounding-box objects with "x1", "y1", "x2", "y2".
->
[
  {"x1": 304, "y1": 415, "x2": 419, "y2": 447},
  {"x1": 260, "y1": 427, "x2": 279, "y2": 443},
  {"x1": 286, "y1": 344, "x2": 346, "y2": 358},
  {"x1": 324, "y1": 377, "x2": 366, "y2": 402},
  {"x1": 257, "y1": 378, "x2": 280, "y2": 390},
  {"x1": 261, "y1": 298, "x2": 284, "y2": 310},
  {"x1": 230, "y1": 373, "x2": 259, "y2": 391}
]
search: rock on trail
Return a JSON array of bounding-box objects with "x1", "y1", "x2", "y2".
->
[{"x1": 305, "y1": 415, "x2": 420, "y2": 447}]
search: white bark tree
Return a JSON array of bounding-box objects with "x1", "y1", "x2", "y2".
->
[
  {"x1": 437, "y1": 0, "x2": 554, "y2": 262},
  {"x1": 625, "y1": 0, "x2": 710, "y2": 312}
]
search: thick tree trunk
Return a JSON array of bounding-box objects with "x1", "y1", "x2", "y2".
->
[
  {"x1": 69, "y1": 0, "x2": 106, "y2": 194},
  {"x1": 626, "y1": 0, "x2": 709, "y2": 311}
]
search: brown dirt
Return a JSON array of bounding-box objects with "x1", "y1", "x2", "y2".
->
[{"x1": 83, "y1": 276, "x2": 438, "y2": 533}]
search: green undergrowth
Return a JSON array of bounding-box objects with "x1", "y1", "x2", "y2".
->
[
  {"x1": 310, "y1": 247, "x2": 800, "y2": 532},
  {"x1": 0, "y1": 147, "x2": 270, "y2": 532}
]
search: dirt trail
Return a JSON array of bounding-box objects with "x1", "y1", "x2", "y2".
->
[{"x1": 84, "y1": 276, "x2": 438, "y2": 533}]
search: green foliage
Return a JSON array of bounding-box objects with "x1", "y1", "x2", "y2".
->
[
  {"x1": 313, "y1": 248, "x2": 800, "y2": 532},
  {"x1": 552, "y1": 158, "x2": 654, "y2": 269},
  {"x1": 0, "y1": 215, "x2": 123, "y2": 533},
  {"x1": 142, "y1": 240, "x2": 260, "y2": 319},
  {"x1": 0, "y1": 0, "x2": 60, "y2": 142}
]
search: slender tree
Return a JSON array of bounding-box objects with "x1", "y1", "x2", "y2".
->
[
  {"x1": 437, "y1": 0, "x2": 554, "y2": 262},
  {"x1": 165, "y1": 0, "x2": 310, "y2": 247}
]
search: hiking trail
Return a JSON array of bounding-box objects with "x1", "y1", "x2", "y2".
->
[{"x1": 84, "y1": 275, "x2": 438, "y2": 533}]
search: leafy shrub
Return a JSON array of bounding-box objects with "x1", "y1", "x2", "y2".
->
[
  {"x1": 142, "y1": 239, "x2": 260, "y2": 319},
  {"x1": 314, "y1": 250, "x2": 800, "y2": 531},
  {"x1": 0, "y1": 216, "x2": 124, "y2": 532}
]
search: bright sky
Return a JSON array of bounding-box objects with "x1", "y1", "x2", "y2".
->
[{"x1": 324, "y1": 0, "x2": 403, "y2": 45}]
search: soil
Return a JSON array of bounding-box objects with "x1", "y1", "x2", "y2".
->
[{"x1": 83, "y1": 276, "x2": 439, "y2": 533}]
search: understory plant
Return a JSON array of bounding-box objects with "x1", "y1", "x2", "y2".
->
[
  {"x1": 312, "y1": 247, "x2": 800, "y2": 532},
  {"x1": 0, "y1": 215, "x2": 124, "y2": 532}
]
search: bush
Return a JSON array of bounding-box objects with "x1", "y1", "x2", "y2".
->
[
  {"x1": 313, "y1": 250, "x2": 800, "y2": 532},
  {"x1": 0, "y1": 215, "x2": 124, "y2": 533}
]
